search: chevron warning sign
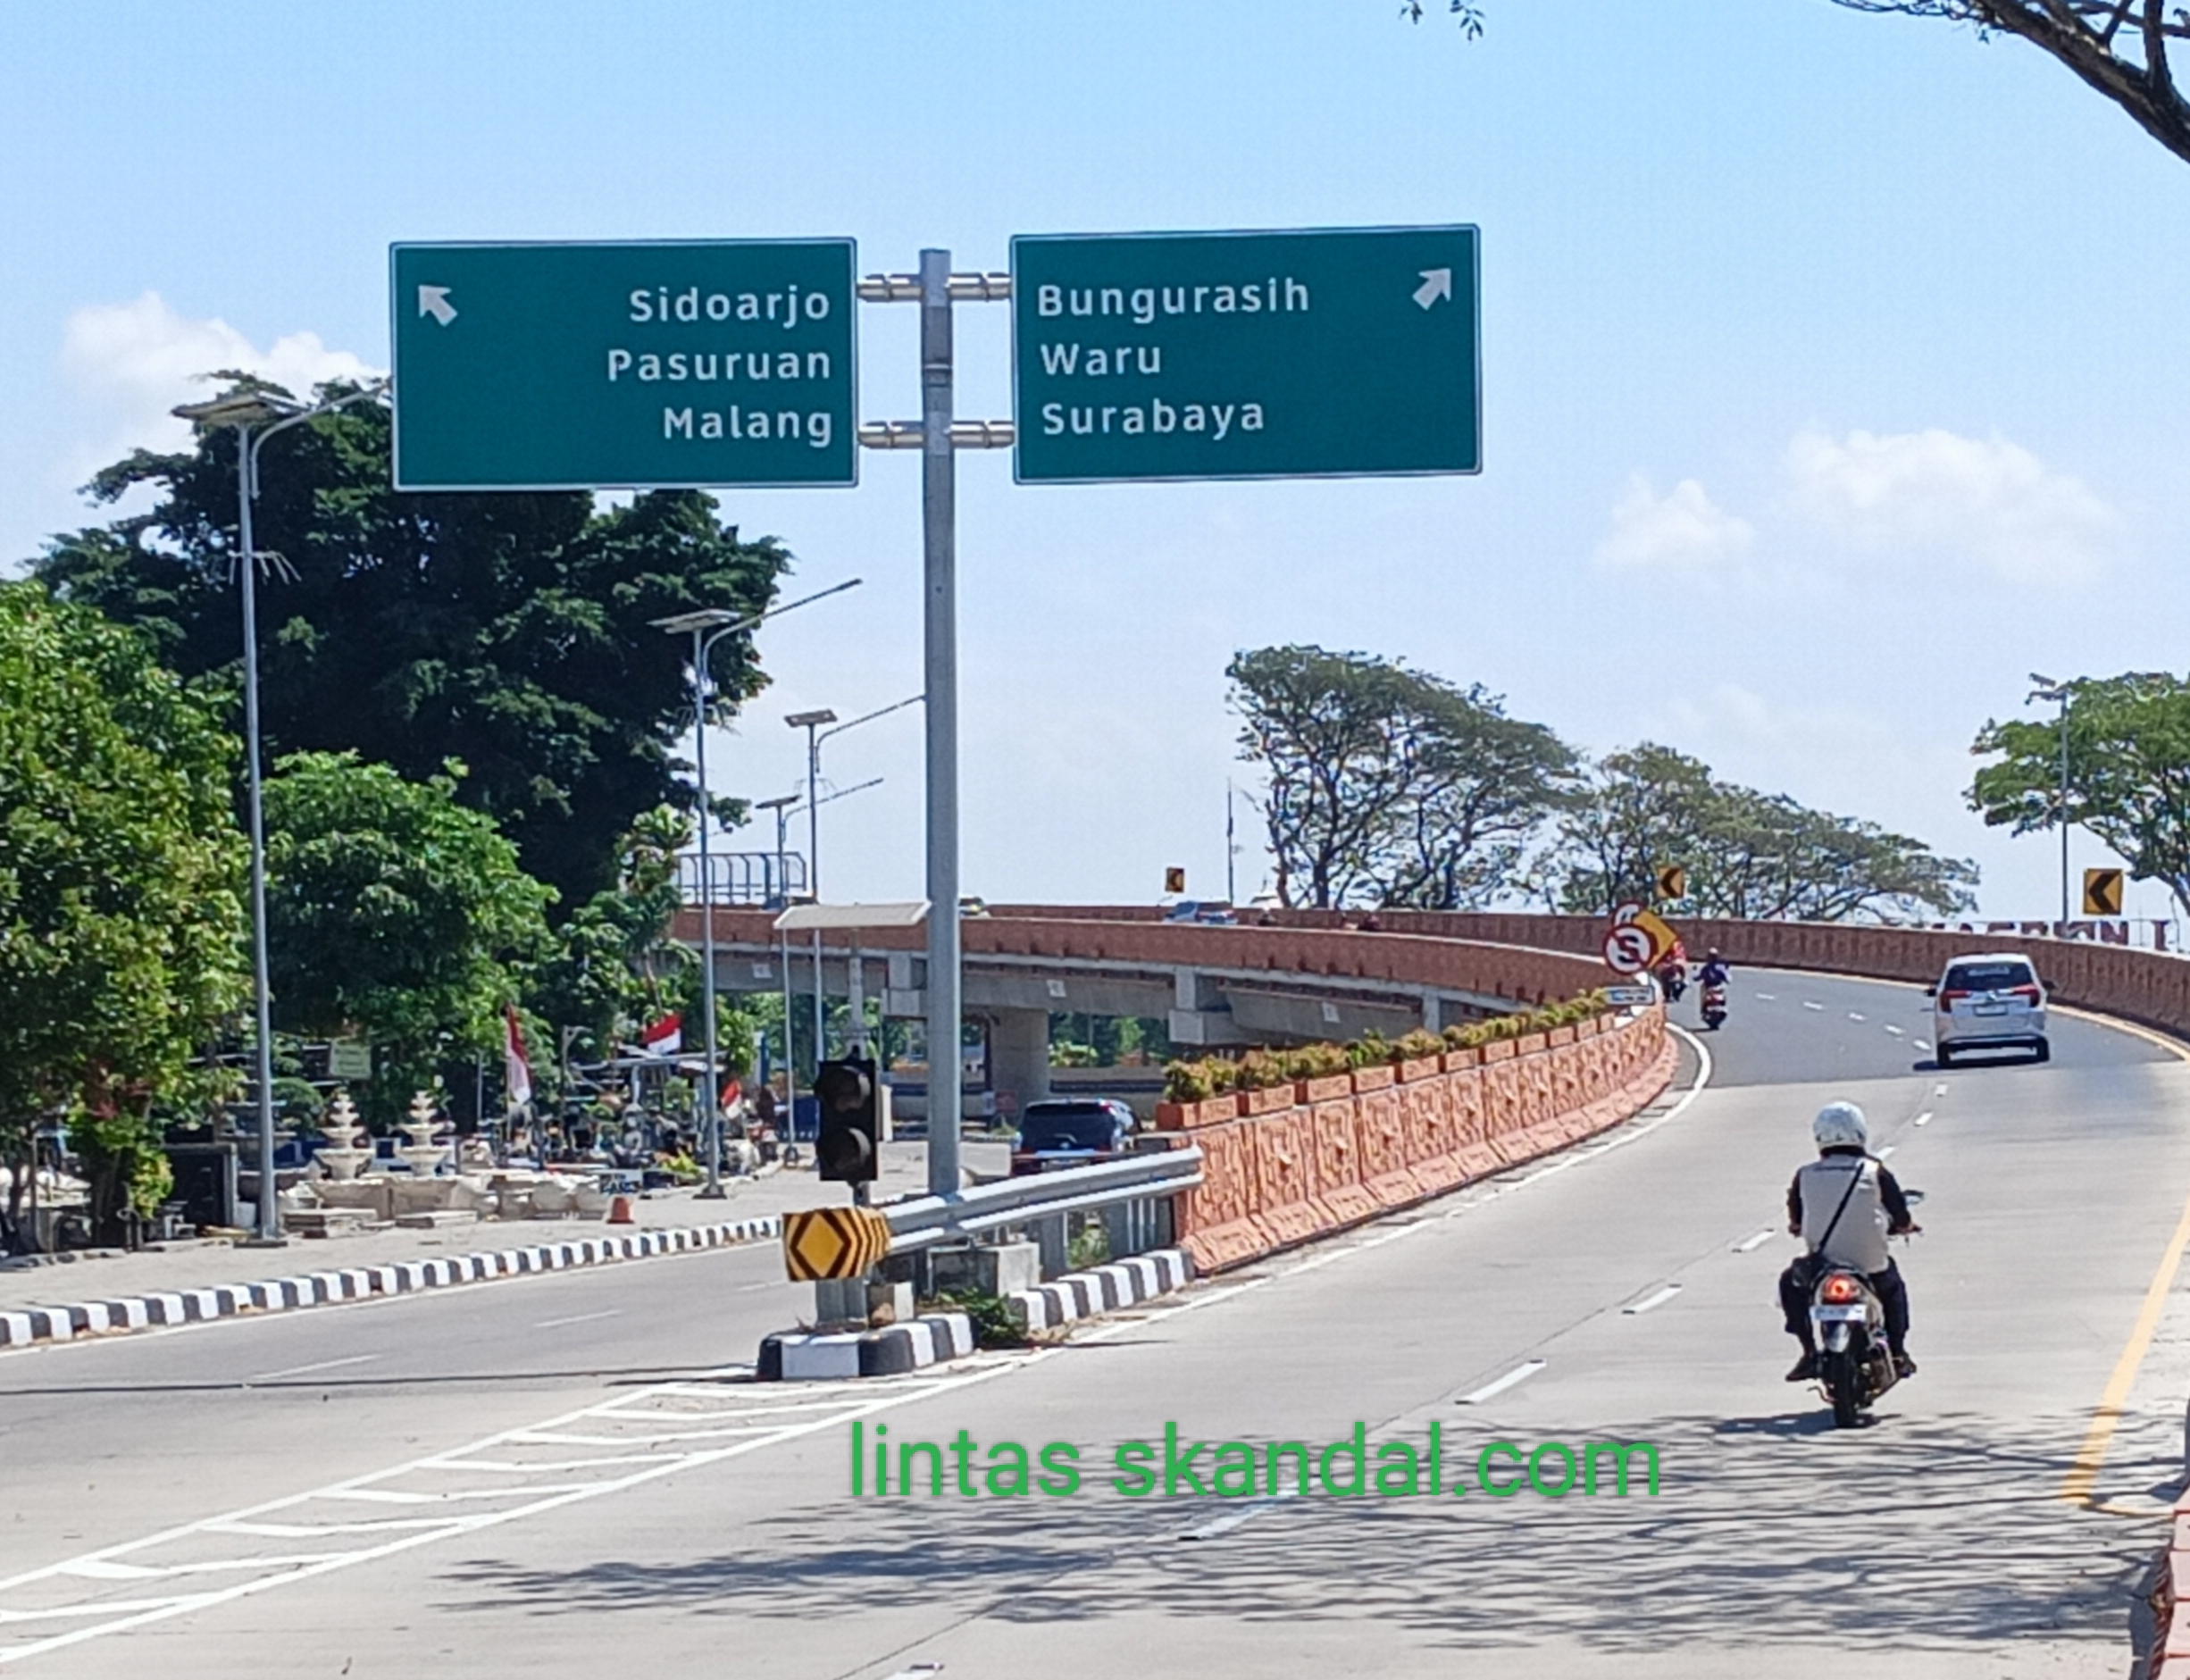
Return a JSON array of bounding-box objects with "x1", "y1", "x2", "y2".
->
[
  {"x1": 2084, "y1": 867, "x2": 2125, "y2": 918},
  {"x1": 782, "y1": 1206, "x2": 893, "y2": 1281}
]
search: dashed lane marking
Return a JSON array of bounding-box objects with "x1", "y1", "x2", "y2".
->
[
  {"x1": 1848, "y1": 1012, "x2": 1867, "y2": 1022},
  {"x1": 1623, "y1": 1284, "x2": 1681, "y2": 1316},
  {"x1": 244, "y1": 1355, "x2": 378, "y2": 1383},
  {"x1": 1802, "y1": 1001, "x2": 1824, "y2": 1012},
  {"x1": 1733, "y1": 1229, "x2": 1775, "y2": 1253},
  {"x1": 533, "y1": 1309, "x2": 623, "y2": 1329},
  {"x1": 1459, "y1": 1360, "x2": 1547, "y2": 1405},
  {"x1": 1183, "y1": 1488, "x2": 1300, "y2": 1541},
  {"x1": 1754, "y1": 992, "x2": 1776, "y2": 1001},
  {"x1": 1914, "y1": 1112, "x2": 1933, "y2": 1127},
  {"x1": 1883, "y1": 1024, "x2": 1904, "y2": 1037}
]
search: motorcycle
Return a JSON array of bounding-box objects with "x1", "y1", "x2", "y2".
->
[
  {"x1": 1655, "y1": 965, "x2": 1687, "y2": 1003},
  {"x1": 1701, "y1": 982, "x2": 1728, "y2": 1031},
  {"x1": 1809, "y1": 1265, "x2": 1900, "y2": 1427}
]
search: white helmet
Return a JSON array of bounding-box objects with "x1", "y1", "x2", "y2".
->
[{"x1": 1813, "y1": 1101, "x2": 1868, "y2": 1150}]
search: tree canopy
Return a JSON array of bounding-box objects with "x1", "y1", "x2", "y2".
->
[
  {"x1": 1228, "y1": 644, "x2": 1579, "y2": 909},
  {"x1": 32, "y1": 380, "x2": 790, "y2": 908},
  {"x1": 263, "y1": 750, "x2": 554, "y2": 1116},
  {"x1": 1551, "y1": 743, "x2": 1980, "y2": 921},
  {"x1": 1970, "y1": 673, "x2": 2190, "y2": 917},
  {"x1": 0, "y1": 585, "x2": 247, "y2": 1245}
]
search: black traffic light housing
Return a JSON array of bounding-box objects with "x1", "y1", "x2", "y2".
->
[{"x1": 813, "y1": 1055, "x2": 878, "y2": 1185}]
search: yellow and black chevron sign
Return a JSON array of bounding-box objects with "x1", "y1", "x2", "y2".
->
[
  {"x1": 2084, "y1": 867, "x2": 2126, "y2": 918},
  {"x1": 782, "y1": 1206, "x2": 893, "y2": 1282}
]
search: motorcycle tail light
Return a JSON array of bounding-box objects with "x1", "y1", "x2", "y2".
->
[{"x1": 1821, "y1": 1273, "x2": 1860, "y2": 1304}]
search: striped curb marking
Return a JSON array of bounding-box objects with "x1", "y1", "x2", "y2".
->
[
  {"x1": 0, "y1": 1219, "x2": 782, "y2": 1354},
  {"x1": 754, "y1": 1247, "x2": 1196, "y2": 1382}
]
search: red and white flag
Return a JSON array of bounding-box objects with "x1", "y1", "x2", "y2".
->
[
  {"x1": 503, "y1": 1003, "x2": 533, "y2": 1112},
  {"x1": 641, "y1": 1013, "x2": 683, "y2": 1057},
  {"x1": 718, "y1": 1073, "x2": 743, "y2": 1112}
]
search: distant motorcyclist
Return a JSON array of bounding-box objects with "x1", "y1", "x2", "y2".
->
[
  {"x1": 1779, "y1": 1101, "x2": 1919, "y2": 1383},
  {"x1": 1696, "y1": 948, "x2": 1730, "y2": 990},
  {"x1": 1651, "y1": 950, "x2": 1688, "y2": 1001}
]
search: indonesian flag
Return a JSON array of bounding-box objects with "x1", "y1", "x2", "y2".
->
[
  {"x1": 641, "y1": 1012, "x2": 683, "y2": 1057},
  {"x1": 719, "y1": 1073, "x2": 743, "y2": 1111},
  {"x1": 503, "y1": 1004, "x2": 533, "y2": 1112}
]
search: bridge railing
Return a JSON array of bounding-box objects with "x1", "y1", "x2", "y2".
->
[{"x1": 883, "y1": 1146, "x2": 1205, "y2": 1276}]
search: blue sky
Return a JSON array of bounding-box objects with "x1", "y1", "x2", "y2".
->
[{"x1": 4, "y1": 2, "x2": 2187, "y2": 923}]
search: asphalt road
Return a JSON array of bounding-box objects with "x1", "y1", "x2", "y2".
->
[{"x1": 4, "y1": 968, "x2": 2187, "y2": 1678}]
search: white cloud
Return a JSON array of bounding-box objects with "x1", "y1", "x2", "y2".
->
[
  {"x1": 1784, "y1": 426, "x2": 2119, "y2": 583},
  {"x1": 1594, "y1": 473, "x2": 1754, "y2": 567},
  {"x1": 56, "y1": 291, "x2": 379, "y2": 479}
]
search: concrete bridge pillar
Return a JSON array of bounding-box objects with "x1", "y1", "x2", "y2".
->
[{"x1": 989, "y1": 1008, "x2": 1053, "y2": 1123}]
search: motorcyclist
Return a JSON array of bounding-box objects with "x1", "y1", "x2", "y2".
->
[
  {"x1": 1778, "y1": 1100, "x2": 1919, "y2": 1382},
  {"x1": 1696, "y1": 949, "x2": 1730, "y2": 990},
  {"x1": 1651, "y1": 948, "x2": 1688, "y2": 999}
]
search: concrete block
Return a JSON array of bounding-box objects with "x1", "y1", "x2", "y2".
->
[
  {"x1": 860, "y1": 1326, "x2": 931, "y2": 1376},
  {"x1": 0, "y1": 1311, "x2": 34, "y2": 1346},
  {"x1": 929, "y1": 1241, "x2": 1041, "y2": 1300},
  {"x1": 779, "y1": 1333, "x2": 864, "y2": 1380},
  {"x1": 146, "y1": 1293, "x2": 187, "y2": 1326},
  {"x1": 925, "y1": 1312, "x2": 976, "y2": 1358}
]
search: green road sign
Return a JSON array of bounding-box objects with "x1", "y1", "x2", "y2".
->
[
  {"x1": 1010, "y1": 225, "x2": 1479, "y2": 484},
  {"x1": 390, "y1": 240, "x2": 857, "y2": 490}
]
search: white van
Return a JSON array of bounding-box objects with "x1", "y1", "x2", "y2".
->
[{"x1": 1927, "y1": 952, "x2": 2049, "y2": 1066}]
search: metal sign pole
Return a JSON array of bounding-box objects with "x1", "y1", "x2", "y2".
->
[{"x1": 920, "y1": 248, "x2": 963, "y2": 1197}]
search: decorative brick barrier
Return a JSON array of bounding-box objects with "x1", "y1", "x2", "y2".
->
[{"x1": 1154, "y1": 1006, "x2": 1676, "y2": 1273}]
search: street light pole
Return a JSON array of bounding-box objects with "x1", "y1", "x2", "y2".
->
[
  {"x1": 653, "y1": 579, "x2": 860, "y2": 1198},
  {"x1": 787, "y1": 696, "x2": 921, "y2": 1071},
  {"x1": 2031, "y1": 673, "x2": 2073, "y2": 929},
  {"x1": 174, "y1": 384, "x2": 386, "y2": 1248}
]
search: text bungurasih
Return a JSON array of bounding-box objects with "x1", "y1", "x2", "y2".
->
[
  {"x1": 848, "y1": 1422, "x2": 1659, "y2": 1499},
  {"x1": 1028, "y1": 277, "x2": 1301, "y2": 445}
]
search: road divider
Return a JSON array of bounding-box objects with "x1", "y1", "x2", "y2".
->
[{"x1": 0, "y1": 1218, "x2": 782, "y2": 1354}]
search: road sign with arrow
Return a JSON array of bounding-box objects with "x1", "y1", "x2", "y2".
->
[
  {"x1": 1011, "y1": 224, "x2": 1480, "y2": 483},
  {"x1": 2084, "y1": 867, "x2": 2126, "y2": 917},
  {"x1": 389, "y1": 238, "x2": 858, "y2": 491}
]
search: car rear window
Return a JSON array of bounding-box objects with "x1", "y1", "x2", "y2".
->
[
  {"x1": 1944, "y1": 961, "x2": 2035, "y2": 991},
  {"x1": 1018, "y1": 1104, "x2": 1121, "y2": 1152}
]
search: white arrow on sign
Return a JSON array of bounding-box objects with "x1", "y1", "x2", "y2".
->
[
  {"x1": 1412, "y1": 268, "x2": 1453, "y2": 310},
  {"x1": 417, "y1": 285, "x2": 458, "y2": 327}
]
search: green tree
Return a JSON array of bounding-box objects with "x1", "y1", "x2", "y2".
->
[
  {"x1": 525, "y1": 805, "x2": 698, "y2": 1082},
  {"x1": 263, "y1": 750, "x2": 554, "y2": 1119},
  {"x1": 33, "y1": 380, "x2": 790, "y2": 908},
  {"x1": 0, "y1": 585, "x2": 247, "y2": 1248},
  {"x1": 1970, "y1": 672, "x2": 2190, "y2": 917},
  {"x1": 1552, "y1": 743, "x2": 1979, "y2": 920},
  {"x1": 1228, "y1": 645, "x2": 1577, "y2": 908}
]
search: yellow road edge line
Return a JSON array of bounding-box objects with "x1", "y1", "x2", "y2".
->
[{"x1": 2057, "y1": 1012, "x2": 2190, "y2": 1509}]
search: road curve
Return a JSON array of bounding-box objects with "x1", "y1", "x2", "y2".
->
[{"x1": 3, "y1": 971, "x2": 2186, "y2": 1678}]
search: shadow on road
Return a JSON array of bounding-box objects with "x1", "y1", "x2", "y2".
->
[{"x1": 441, "y1": 1407, "x2": 2160, "y2": 1658}]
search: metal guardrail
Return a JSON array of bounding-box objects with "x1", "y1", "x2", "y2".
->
[{"x1": 880, "y1": 1146, "x2": 1204, "y2": 1265}]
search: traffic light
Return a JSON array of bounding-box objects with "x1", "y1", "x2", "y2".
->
[{"x1": 813, "y1": 1055, "x2": 879, "y2": 1185}]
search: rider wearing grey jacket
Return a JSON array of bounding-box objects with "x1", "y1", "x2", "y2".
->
[{"x1": 1778, "y1": 1101, "x2": 1919, "y2": 1383}]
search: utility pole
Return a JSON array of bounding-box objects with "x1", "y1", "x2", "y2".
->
[{"x1": 2031, "y1": 673, "x2": 2073, "y2": 929}]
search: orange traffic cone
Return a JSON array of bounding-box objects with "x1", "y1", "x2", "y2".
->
[{"x1": 607, "y1": 1194, "x2": 635, "y2": 1224}]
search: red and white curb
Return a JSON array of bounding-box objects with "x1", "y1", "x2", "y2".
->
[{"x1": 0, "y1": 1217, "x2": 782, "y2": 1352}]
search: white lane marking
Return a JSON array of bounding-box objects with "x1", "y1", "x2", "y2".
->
[
  {"x1": 880, "y1": 1666, "x2": 946, "y2": 1680},
  {"x1": 1934, "y1": 1082, "x2": 1949, "y2": 1096},
  {"x1": 244, "y1": 1354, "x2": 378, "y2": 1383},
  {"x1": 1802, "y1": 1000, "x2": 1824, "y2": 1011},
  {"x1": 1848, "y1": 1012, "x2": 1867, "y2": 1023},
  {"x1": 1183, "y1": 1488, "x2": 1300, "y2": 1541},
  {"x1": 1880, "y1": 1146, "x2": 1896, "y2": 1158},
  {"x1": 0, "y1": 1358, "x2": 1029, "y2": 1665},
  {"x1": 1755, "y1": 992, "x2": 1776, "y2": 1001},
  {"x1": 1883, "y1": 1024, "x2": 1904, "y2": 1037},
  {"x1": 1914, "y1": 1112, "x2": 1933, "y2": 1127},
  {"x1": 1623, "y1": 1284, "x2": 1681, "y2": 1316},
  {"x1": 1914, "y1": 1040, "x2": 1932, "y2": 1052},
  {"x1": 532, "y1": 1309, "x2": 622, "y2": 1329},
  {"x1": 1459, "y1": 1359, "x2": 1547, "y2": 1405},
  {"x1": 1734, "y1": 1229, "x2": 1775, "y2": 1253}
]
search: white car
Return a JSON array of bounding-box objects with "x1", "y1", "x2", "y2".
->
[{"x1": 1927, "y1": 952, "x2": 2049, "y2": 1066}]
